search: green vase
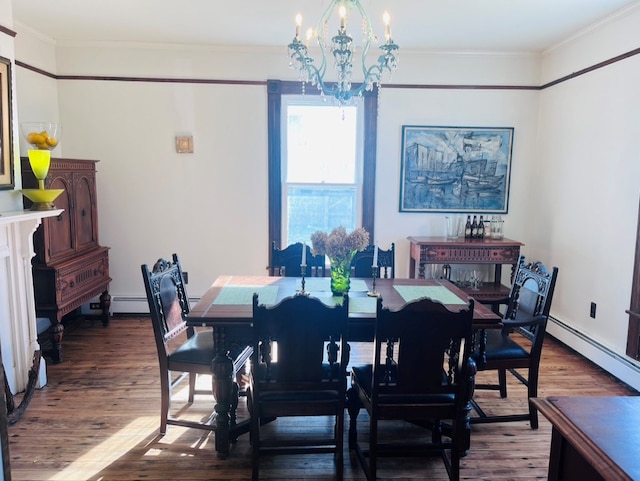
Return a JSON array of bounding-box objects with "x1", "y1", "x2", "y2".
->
[{"x1": 330, "y1": 256, "x2": 352, "y2": 296}]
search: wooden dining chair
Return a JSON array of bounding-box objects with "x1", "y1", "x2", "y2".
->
[
  {"x1": 268, "y1": 241, "x2": 326, "y2": 277},
  {"x1": 141, "y1": 254, "x2": 217, "y2": 434},
  {"x1": 470, "y1": 256, "x2": 558, "y2": 428},
  {"x1": 351, "y1": 243, "x2": 395, "y2": 278},
  {"x1": 347, "y1": 296, "x2": 476, "y2": 481},
  {"x1": 249, "y1": 292, "x2": 349, "y2": 481}
]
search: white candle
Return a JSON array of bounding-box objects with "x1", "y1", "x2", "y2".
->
[
  {"x1": 383, "y1": 11, "x2": 391, "y2": 42},
  {"x1": 372, "y1": 244, "x2": 378, "y2": 267},
  {"x1": 301, "y1": 242, "x2": 307, "y2": 266},
  {"x1": 295, "y1": 14, "x2": 302, "y2": 40},
  {"x1": 339, "y1": 5, "x2": 347, "y2": 30}
]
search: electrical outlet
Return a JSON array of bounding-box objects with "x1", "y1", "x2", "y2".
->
[
  {"x1": 90, "y1": 303, "x2": 101, "y2": 310},
  {"x1": 590, "y1": 302, "x2": 596, "y2": 319},
  {"x1": 183, "y1": 271, "x2": 189, "y2": 284}
]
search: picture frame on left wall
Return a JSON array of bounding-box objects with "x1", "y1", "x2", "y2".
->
[{"x1": 0, "y1": 56, "x2": 14, "y2": 189}]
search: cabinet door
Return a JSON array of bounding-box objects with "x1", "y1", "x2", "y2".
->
[
  {"x1": 45, "y1": 173, "x2": 74, "y2": 262},
  {"x1": 74, "y1": 173, "x2": 98, "y2": 251}
]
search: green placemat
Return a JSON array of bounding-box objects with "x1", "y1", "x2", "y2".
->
[
  {"x1": 312, "y1": 292, "x2": 378, "y2": 315},
  {"x1": 295, "y1": 278, "x2": 369, "y2": 293},
  {"x1": 393, "y1": 285, "x2": 467, "y2": 305},
  {"x1": 213, "y1": 285, "x2": 279, "y2": 306}
]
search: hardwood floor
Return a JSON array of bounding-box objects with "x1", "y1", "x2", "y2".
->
[{"x1": 8, "y1": 316, "x2": 637, "y2": 480}]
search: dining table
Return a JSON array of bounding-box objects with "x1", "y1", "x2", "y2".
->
[{"x1": 187, "y1": 275, "x2": 501, "y2": 458}]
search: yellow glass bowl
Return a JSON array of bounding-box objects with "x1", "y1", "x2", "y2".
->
[{"x1": 21, "y1": 188, "x2": 64, "y2": 210}]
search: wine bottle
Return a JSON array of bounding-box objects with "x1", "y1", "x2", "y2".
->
[
  {"x1": 471, "y1": 215, "x2": 478, "y2": 238},
  {"x1": 478, "y1": 215, "x2": 485, "y2": 239},
  {"x1": 464, "y1": 216, "x2": 472, "y2": 239}
]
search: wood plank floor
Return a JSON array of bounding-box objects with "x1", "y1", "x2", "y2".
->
[{"x1": 7, "y1": 316, "x2": 637, "y2": 480}]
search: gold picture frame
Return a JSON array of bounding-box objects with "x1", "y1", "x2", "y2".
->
[{"x1": 0, "y1": 56, "x2": 14, "y2": 189}]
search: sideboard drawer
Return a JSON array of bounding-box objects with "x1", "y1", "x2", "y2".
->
[{"x1": 56, "y1": 249, "x2": 110, "y2": 304}]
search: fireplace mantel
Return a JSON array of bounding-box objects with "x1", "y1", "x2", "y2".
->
[{"x1": 0, "y1": 209, "x2": 63, "y2": 392}]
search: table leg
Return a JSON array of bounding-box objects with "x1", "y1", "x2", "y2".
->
[{"x1": 211, "y1": 351, "x2": 234, "y2": 459}]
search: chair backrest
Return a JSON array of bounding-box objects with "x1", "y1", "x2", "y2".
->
[
  {"x1": 141, "y1": 254, "x2": 192, "y2": 359},
  {"x1": 351, "y1": 243, "x2": 395, "y2": 278},
  {"x1": 371, "y1": 296, "x2": 474, "y2": 398},
  {"x1": 251, "y1": 293, "x2": 348, "y2": 388},
  {"x1": 269, "y1": 241, "x2": 326, "y2": 277},
  {"x1": 504, "y1": 256, "x2": 559, "y2": 351}
]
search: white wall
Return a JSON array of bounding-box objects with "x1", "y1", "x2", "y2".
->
[
  {"x1": 536, "y1": 4, "x2": 640, "y2": 388},
  {"x1": 14, "y1": 37, "x2": 542, "y2": 302},
  {"x1": 11, "y1": 5, "x2": 640, "y2": 389}
]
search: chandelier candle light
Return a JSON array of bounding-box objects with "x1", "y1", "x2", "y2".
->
[{"x1": 288, "y1": 0, "x2": 399, "y2": 105}]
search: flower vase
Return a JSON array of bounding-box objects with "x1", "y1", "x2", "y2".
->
[{"x1": 330, "y1": 256, "x2": 352, "y2": 296}]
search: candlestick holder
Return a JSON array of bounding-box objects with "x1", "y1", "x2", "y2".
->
[
  {"x1": 297, "y1": 264, "x2": 310, "y2": 296},
  {"x1": 367, "y1": 266, "x2": 380, "y2": 297}
]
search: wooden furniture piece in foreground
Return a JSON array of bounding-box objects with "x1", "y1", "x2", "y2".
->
[
  {"x1": 21, "y1": 157, "x2": 111, "y2": 363},
  {"x1": 348, "y1": 296, "x2": 475, "y2": 481},
  {"x1": 471, "y1": 257, "x2": 559, "y2": 428},
  {"x1": 532, "y1": 396, "x2": 640, "y2": 481},
  {"x1": 187, "y1": 276, "x2": 500, "y2": 459},
  {"x1": 408, "y1": 236, "x2": 523, "y2": 310},
  {"x1": 250, "y1": 293, "x2": 349, "y2": 481}
]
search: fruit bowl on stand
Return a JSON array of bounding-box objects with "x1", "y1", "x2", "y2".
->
[{"x1": 20, "y1": 122, "x2": 64, "y2": 210}]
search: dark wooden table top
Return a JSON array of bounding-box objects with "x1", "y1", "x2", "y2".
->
[
  {"x1": 188, "y1": 276, "x2": 501, "y2": 329},
  {"x1": 533, "y1": 396, "x2": 640, "y2": 481}
]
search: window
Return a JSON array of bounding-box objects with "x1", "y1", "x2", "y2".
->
[
  {"x1": 267, "y1": 80, "x2": 378, "y2": 253},
  {"x1": 283, "y1": 100, "x2": 362, "y2": 245}
]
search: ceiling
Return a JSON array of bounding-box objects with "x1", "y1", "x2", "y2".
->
[{"x1": 12, "y1": 0, "x2": 639, "y2": 52}]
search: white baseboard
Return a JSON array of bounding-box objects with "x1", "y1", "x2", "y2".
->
[
  {"x1": 111, "y1": 295, "x2": 201, "y2": 314},
  {"x1": 547, "y1": 316, "x2": 640, "y2": 392}
]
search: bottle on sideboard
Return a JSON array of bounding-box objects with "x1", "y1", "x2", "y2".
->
[
  {"x1": 471, "y1": 215, "x2": 478, "y2": 238},
  {"x1": 464, "y1": 216, "x2": 472, "y2": 239},
  {"x1": 478, "y1": 215, "x2": 485, "y2": 239}
]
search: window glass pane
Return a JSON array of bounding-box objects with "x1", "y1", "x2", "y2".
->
[
  {"x1": 286, "y1": 186, "x2": 357, "y2": 245},
  {"x1": 286, "y1": 104, "x2": 357, "y2": 184}
]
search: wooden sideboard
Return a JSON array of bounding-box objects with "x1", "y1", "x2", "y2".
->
[
  {"x1": 532, "y1": 396, "x2": 640, "y2": 481},
  {"x1": 407, "y1": 236, "x2": 523, "y2": 308},
  {"x1": 22, "y1": 157, "x2": 111, "y2": 363}
]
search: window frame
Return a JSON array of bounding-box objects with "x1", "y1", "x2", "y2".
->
[{"x1": 267, "y1": 79, "x2": 378, "y2": 254}]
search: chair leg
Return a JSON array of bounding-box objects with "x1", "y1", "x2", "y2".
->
[
  {"x1": 346, "y1": 386, "x2": 361, "y2": 450},
  {"x1": 498, "y1": 369, "x2": 507, "y2": 398},
  {"x1": 527, "y1": 368, "x2": 540, "y2": 429},
  {"x1": 160, "y1": 371, "x2": 170, "y2": 434},
  {"x1": 368, "y1": 418, "x2": 378, "y2": 481},
  {"x1": 188, "y1": 372, "x2": 197, "y2": 403},
  {"x1": 251, "y1": 413, "x2": 260, "y2": 481},
  {"x1": 335, "y1": 411, "x2": 344, "y2": 481}
]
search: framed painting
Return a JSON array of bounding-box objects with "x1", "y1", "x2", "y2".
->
[
  {"x1": 0, "y1": 56, "x2": 14, "y2": 189},
  {"x1": 399, "y1": 125, "x2": 513, "y2": 213}
]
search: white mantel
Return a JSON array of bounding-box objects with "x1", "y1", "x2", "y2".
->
[{"x1": 0, "y1": 209, "x2": 62, "y2": 392}]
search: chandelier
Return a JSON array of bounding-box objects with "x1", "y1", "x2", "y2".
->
[{"x1": 288, "y1": 0, "x2": 399, "y2": 105}]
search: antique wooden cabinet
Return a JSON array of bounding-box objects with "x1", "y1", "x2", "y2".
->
[
  {"x1": 408, "y1": 236, "x2": 523, "y2": 311},
  {"x1": 21, "y1": 157, "x2": 111, "y2": 363}
]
